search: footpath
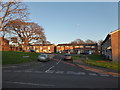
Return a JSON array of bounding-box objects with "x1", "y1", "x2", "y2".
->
[{"x1": 73, "y1": 57, "x2": 120, "y2": 77}]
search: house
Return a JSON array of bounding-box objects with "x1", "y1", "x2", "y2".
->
[
  {"x1": 26, "y1": 44, "x2": 55, "y2": 53},
  {"x1": 0, "y1": 37, "x2": 10, "y2": 51},
  {"x1": 101, "y1": 29, "x2": 120, "y2": 62},
  {"x1": 56, "y1": 43, "x2": 98, "y2": 54}
]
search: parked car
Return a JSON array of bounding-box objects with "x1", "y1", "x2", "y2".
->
[
  {"x1": 37, "y1": 54, "x2": 49, "y2": 62},
  {"x1": 64, "y1": 54, "x2": 72, "y2": 60},
  {"x1": 30, "y1": 49, "x2": 36, "y2": 52}
]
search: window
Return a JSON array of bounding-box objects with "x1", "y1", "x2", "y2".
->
[
  {"x1": 80, "y1": 46, "x2": 84, "y2": 48},
  {"x1": 40, "y1": 47, "x2": 42, "y2": 50},
  {"x1": 48, "y1": 46, "x2": 50, "y2": 50},
  {"x1": 85, "y1": 46, "x2": 91, "y2": 48},
  {"x1": 91, "y1": 46, "x2": 95, "y2": 48},
  {"x1": 75, "y1": 46, "x2": 79, "y2": 48}
]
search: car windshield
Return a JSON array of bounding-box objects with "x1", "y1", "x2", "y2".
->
[
  {"x1": 40, "y1": 54, "x2": 47, "y2": 57},
  {"x1": 65, "y1": 54, "x2": 71, "y2": 56}
]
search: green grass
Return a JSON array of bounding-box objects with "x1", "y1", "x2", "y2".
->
[
  {"x1": 87, "y1": 54, "x2": 107, "y2": 61},
  {"x1": 83, "y1": 54, "x2": 120, "y2": 70},
  {"x1": 72, "y1": 55, "x2": 81, "y2": 60},
  {"x1": 2, "y1": 51, "x2": 40, "y2": 65}
]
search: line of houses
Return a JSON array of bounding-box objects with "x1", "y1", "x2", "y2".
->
[
  {"x1": 0, "y1": 29, "x2": 120, "y2": 62},
  {"x1": 0, "y1": 38, "x2": 98, "y2": 54}
]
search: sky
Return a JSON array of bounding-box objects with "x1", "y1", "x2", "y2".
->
[{"x1": 25, "y1": 2, "x2": 118, "y2": 45}]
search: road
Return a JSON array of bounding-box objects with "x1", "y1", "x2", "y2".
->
[{"x1": 2, "y1": 54, "x2": 119, "y2": 88}]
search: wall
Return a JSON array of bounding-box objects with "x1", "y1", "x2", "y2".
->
[{"x1": 111, "y1": 30, "x2": 120, "y2": 62}]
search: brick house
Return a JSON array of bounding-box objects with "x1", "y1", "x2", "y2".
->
[
  {"x1": 0, "y1": 37, "x2": 10, "y2": 51},
  {"x1": 56, "y1": 43, "x2": 98, "y2": 54},
  {"x1": 26, "y1": 44, "x2": 55, "y2": 53},
  {"x1": 101, "y1": 29, "x2": 120, "y2": 62}
]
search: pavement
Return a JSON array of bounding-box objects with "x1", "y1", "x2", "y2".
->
[
  {"x1": 72, "y1": 56, "x2": 120, "y2": 76},
  {"x1": 2, "y1": 54, "x2": 119, "y2": 89}
]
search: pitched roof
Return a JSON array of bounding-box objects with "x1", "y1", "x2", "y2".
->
[
  {"x1": 101, "y1": 29, "x2": 120, "y2": 45},
  {"x1": 57, "y1": 43, "x2": 97, "y2": 46},
  {"x1": 28, "y1": 44, "x2": 55, "y2": 46}
]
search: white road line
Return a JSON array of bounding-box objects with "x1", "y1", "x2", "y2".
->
[
  {"x1": 56, "y1": 58, "x2": 62, "y2": 65},
  {"x1": 66, "y1": 71, "x2": 75, "y2": 74},
  {"x1": 76, "y1": 72, "x2": 86, "y2": 75},
  {"x1": 45, "y1": 66, "x2": 55, "y2": 72},
  {"x1": 45, "y1": 58, "x2": 62, "y2": 72},
  {"x1": 88, "y1": 73, "x2": 97, "y2": 76},
  {"x1": 34, "y1": 71, "x2": 43, "y2": 73},
  {"x1": 14, "y1": 71, "x2": 22, "y2": 73},
  {"x1": 100, "y1": 74, "x2": 110, "y2": 77},
  {"x1": 4, "y1": 81, "x2": 55, "y2": 86},
  {"x1": 56, "y1": 71, "x2": 64, "y2": 74},
  {"x1": 3, "y1": 70, "x2": 11, "y2": 72},
  {"x1": 66, "y1": 71, "x2": 86, "y2": 75},
  {"x1": 3, "y1": 66, "x2": 17, "y2": 69},
  {"x1": 66, "y1": 71, "x2": 78, "y2": 75},
  {"x1": 24, "y1": 70, "x2": 32, "y2": 73},
  {"x1": 46, "y1": 70, "x2": 55, "y2": 73}
]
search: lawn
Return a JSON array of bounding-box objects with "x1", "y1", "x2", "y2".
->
[
  {"x1": 83, "y1": 54, "x2": 120, "y2": 70},
  {"x1": 72, "y1": 55, "x2": 81, "y2": 60},
  {"x1": 2, "y1": 51, "x2": 40, "y2": 65}
]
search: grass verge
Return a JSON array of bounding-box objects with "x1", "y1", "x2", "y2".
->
[
  {"x1": 82, "y1": 54, "x2": 120, "y2": 70},
  {"x1": 2, "y1": 51, "x2": 40, "y2": 65},
  {"x1": 72, "y1": 55, "x2": 81, "y2": 60}
]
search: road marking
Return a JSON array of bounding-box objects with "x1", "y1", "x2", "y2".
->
[
  {"x1": 76, "y1": 72, "x2": 86, "y2": 75},
  {"x1": 66, "y1": 71, "x2": 86, "y2": 75},
  {"x1": 45, "y1": 70, "x2": 55, "y2": 73},
  {"x1": 34, "y1": 71, "x2": 43, "y2": 73},
  {"x1": 88, "y1": 73, "x2": 97, "y2": 76},
  {"x1": 56, "y1": 58, "x2": 62, "y2": 65},
  {"x1": 100, "y1": 74, "x2": 110, "y2": 77},
  {"x1": 66, "y1": 71, "x2": 75, "y2": 74},
  {"x1": 3, "y1": 66, "x2": 17, "y2": 69},
  {"x1": 14, "y1": 71, "x2": 22, "y2": 73},
  {"x1": 4, "y1": 81, "x2": 55, "y2": 87},
  {"x1": 24, "y1": 70, "x2": 32, "y2": 73},
  {"x1": 66, "y1": 71, "x2": 76, "y2": 74},
  {"x1": 3, "y1": 70, "x2": 11, "y2": 72},
  {"x1": 45, "y1": 58, "x2": 62, "y2": 73},
  {"x1": 45, "y1": 65, "x2": 55, "y2": 72},
  {"x1": 56, "y1": 71, "x2": 64, "y2": 74}
]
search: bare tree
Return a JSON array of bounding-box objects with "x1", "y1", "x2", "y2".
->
[
  {"x1": 85, "y1": 39, "x2": 96, "y2": 44},
  {"x1": 0, "y1": 0, "x2": 29, "y2": 38},
  {"x1": 71, "y1": 39, "x2": 84, "y2": 44},
  {"x1": 6, "y1": 19, "x2": 46, "y2": 50},
  {"x1": 45, "y1": 41, "x2": 51, "y2": 44},
  {"x1": 97, "y1": 40, "x2": 103, "y2": 52}
]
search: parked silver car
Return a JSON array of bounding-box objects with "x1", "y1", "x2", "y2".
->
[
  {"x1": 64, "y1": 54, "x2": 72, "y2": 60},
  {"x1": 37, "y1": 54, "x2": 49, "y2": 62}
]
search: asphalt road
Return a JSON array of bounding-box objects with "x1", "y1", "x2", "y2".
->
[{"x1": 2, "y1": 54, "x2": 119, "y2": 88}]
